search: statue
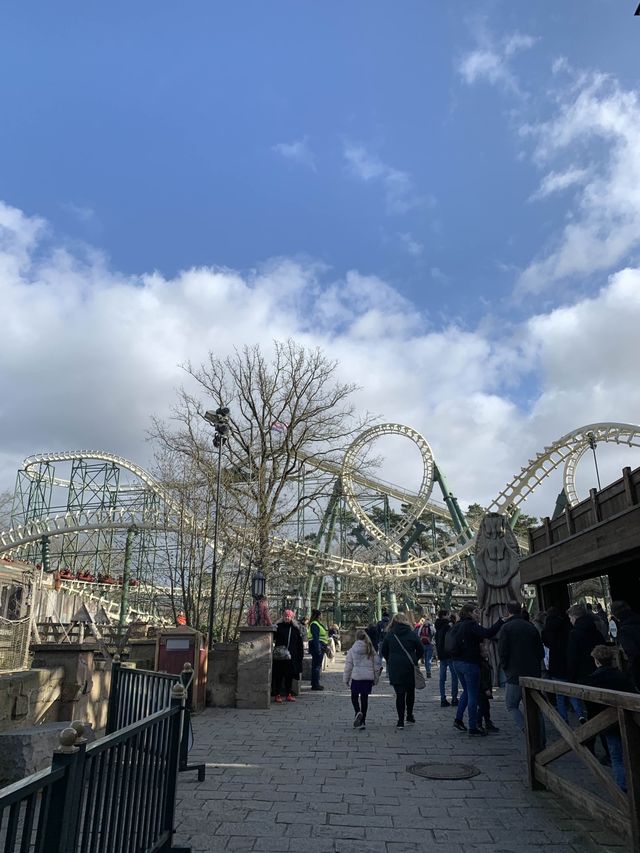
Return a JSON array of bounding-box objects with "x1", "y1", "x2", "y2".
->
[{"x1": 474, "y1": 512, "x2": 522, "y2": 684}]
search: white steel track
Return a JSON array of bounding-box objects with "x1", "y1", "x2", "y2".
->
[{"x1": 2, "y1": 421, "x2": 638, "y2": 589}]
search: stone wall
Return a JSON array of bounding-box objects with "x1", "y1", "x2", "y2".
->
[
  {"x1": 0, "y1": 667, "x2": 64, "y2": 732},
  {"x1": 207, "y1": 642, "x2": 238, "y2": 707},
  {"x1": 236, "y1": 626, "x2": 275, "y2": 710}
]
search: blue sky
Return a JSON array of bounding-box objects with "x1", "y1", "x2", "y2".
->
[{"x1": 1, "y1": 1, "x2": 640, "y2": 511}]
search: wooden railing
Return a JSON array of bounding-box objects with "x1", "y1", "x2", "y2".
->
[{"x1": 520, "y1": 676, "x2": 640, "y2": 851}]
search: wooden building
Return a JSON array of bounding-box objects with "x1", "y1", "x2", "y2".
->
[{"x1": 520, "y1": 465, "x2": 640, "y2": 612}]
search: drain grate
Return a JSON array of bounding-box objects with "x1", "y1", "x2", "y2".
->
[{"x1": 406, "y1": 762, "x2": 480, "y2": 780}]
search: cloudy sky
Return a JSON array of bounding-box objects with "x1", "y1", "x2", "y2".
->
[{"x1": 1, "y1": 1, "x2": 639, "y2": 518}]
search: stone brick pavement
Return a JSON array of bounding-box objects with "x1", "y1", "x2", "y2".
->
[{"x1": 175, "y1": 656, "x2": 627, "y2": 853}]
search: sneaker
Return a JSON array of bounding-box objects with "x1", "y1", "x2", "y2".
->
[
  {"x1": 396, "y1": 720, "x2": 404, "y2": 729},
  {"x1": 451, "y1": 698, "x2": 459, "y2": 706},
  {"x1": 440, "y1": 699, "x2": 450, "y2": 707},
  {"x1": 286, "y1": 694, "x2": 296, "y2": 703},
  {"x1": 353, "y1": 712, "x2": 363, "y2": 728},
  {"x1": 468, "y1": 727, "x2": 488, "y2": 737},
  {"x1": 426, "y1": 672, "x2": 431, "y2": 678},
  {"x1": 311, "y1": 685, "x2": 325, "y2": 691},
  {"x1": 453, "y1": 718, "x2": 467, "y2": 732},
  {"x1": 578, "y1": 716, "x2": 587, "y2": 725},
  {"x1": 359, "y1": 723, "x2": 366, "y2": 730},
  {"x1": 406, "y1": 715, "x2": 416, "y2": 724},
  {"x1": 485, "y1": 722, "x2": 500, "y2": 732},
  {"x1": 274, "y1": 695, "x2": 283, "y2": 704}
]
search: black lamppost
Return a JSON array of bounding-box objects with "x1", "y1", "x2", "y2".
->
[
  {"x1": 251, "y1": 570, "x2": 266, "y2": 625},
  {"x1": 203, "y1": 406, "x2": 230, "y2": 651},
  {"x1": 587, "y1": 431, "x2": 602, "y2": 491}
]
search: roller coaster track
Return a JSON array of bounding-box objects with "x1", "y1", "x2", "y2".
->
[{"x1": 1, "y1": 421, "x2": 638, "y2": 593}]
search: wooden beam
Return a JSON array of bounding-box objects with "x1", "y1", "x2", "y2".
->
[
  {"x1": 564, "y1": 504, "x2": 575, "y2": 536},
  {"x1": 522, "y1": 685, "x2": 545, "y2": 790},
  {"x1": 535, "y1": 765, "x2": 630, "y2": 843},
  {"x1": 531, "y1": 690, "x2": 629, "y2": 814},
  {"x1": 520, "y1": 677, "x2": 640, "y2": 712},
  {"x1": 536, "y1": 706, "x2": 618, "y2": 766},
  {"x1": 590, "y1": 488, "x2": 601, "y2": 524},
  {"x1": 619, "y1": 708, "x2": 640, "y2": 852}
]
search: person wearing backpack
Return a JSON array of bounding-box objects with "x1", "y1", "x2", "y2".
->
[
  {"x1": 417, "y1": 616, "x2": 435, "y2": 678},
  {"x1": 435, "y1": 610, "x2": 459, "y2": 707},
  {"x1": 448, "y1": 603, "x2": 504, "y2": 737}
]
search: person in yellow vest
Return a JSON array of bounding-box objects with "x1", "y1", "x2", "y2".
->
[{"x1": 308, "y1": 609, "x2": 329, "y2": 690}]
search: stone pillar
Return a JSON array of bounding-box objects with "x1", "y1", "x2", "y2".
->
[
  {"x1": 30, "y1": 644, "x2": 98, "y2": 724},
  {"x1": 207, "y1": 642, "x2": 239, "y2": 707},
  {"x1": 235, "y1": 626, "x2": 275, "y2": 710}
]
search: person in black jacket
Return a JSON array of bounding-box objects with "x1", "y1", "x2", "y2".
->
[
  {"x1": 611, "y1": 601, "x2": 640, "y2": 690},
  {"x1": 272, "y1": 610, "x2": 304, "y2": 703},
  {"x1": 585, "y1": 645, "x2": 637, "y2": 791},
  {"x1": 542, "y1": 607, "x2": 583, "y2": 722},
  {"x1": 450, "y1": 603, "x2": 504, "y2": 737},
  {"x1": 498, "y1": 601, "x2": 545, "y2": 731},
  {"x1": 435, "y1": 610, "x2": 459, "y2": 707},
  {"x1": 380, "y1": 613, "x2": 424, "y2": 729},
  {"x1": 567, "y1": 604, "x2": 605, "y2": 686}
]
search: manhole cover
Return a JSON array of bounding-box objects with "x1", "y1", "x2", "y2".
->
[{"x1": 406, "y1": 762, "x2": 480, "y2": 780}]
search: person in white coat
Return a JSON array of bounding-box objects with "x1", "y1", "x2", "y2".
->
[{"x1": 343, "y1": 629, "x2": 381, "y2": 729}]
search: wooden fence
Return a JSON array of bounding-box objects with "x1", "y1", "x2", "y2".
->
[{"x1": 520, "y1": 676, "x2": 640, "y2": 851}]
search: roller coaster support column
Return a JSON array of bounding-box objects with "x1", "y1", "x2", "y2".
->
[
  {"x1": 334, "y1": 576, "x2": 342, "y2": 625},
  {"x1": 41, "y1": 535, "x2": 50, "y2": 574},
  {"x1": 387, "y1": 588, "x2": 398, "y2": 617},
  {"x1": 433, "y1": 464, "x2": 473, "y2": 541},
  {"x1": 119, "y1": 525, "x2": 138, "y2": 628},
  {"x1": 309, "y1": 477, "x2": 342, "y2": 613}
]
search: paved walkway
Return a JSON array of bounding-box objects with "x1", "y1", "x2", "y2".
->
[{"x1": 175, "y1": 657, "x2": 627, "y2": 853}]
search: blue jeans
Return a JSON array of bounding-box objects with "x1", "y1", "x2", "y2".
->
[
  {"x1": 423, "y1": 644, "x2": 433, "y2": 676},
  {"x1": 548, "y1": 678, "x2": 584, "y2": 722},
  {"x1": 605, "y1": 732, "x2": 626, "y2": 791},
  {"x1": 439, "y1": 659, "x2": 458, "y2": 702},
  {"x1": 310, "y1": 648, "x2": 324, "y2": 688},
  {"x1": 505, "y1": 682, "x2": 525, "y2": 730},
  {"x1": 453, "y1": 661, "x2": 480, "y2": 730}
]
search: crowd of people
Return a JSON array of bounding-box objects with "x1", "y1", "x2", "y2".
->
[{"x1": 269, "y1": 597, "x2": 640, "y2": 794}]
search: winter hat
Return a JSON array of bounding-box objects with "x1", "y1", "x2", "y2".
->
[{"x1": 283, "y1": 609, "x2": 295, "y2": 619}]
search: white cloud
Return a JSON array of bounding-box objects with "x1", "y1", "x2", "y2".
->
[
  {"x1": 399, "y1": 233, "x2": 424, "y2": 257},
  {"x1": 518, "y1": 71, "x2": 640, "y2": 293},
  {"x1": 343, "y1": 144, "x2": 424, "y2": 214},
  {"x1": 529, "y1": 167, "x2": 588, "y2": 201},
  {"x1": 1, "y1": 200, "x2": 639, "y2": 518},
  {"x1": 271, "y1": 137, "x2": 316, "y2": 170},
  {"x1": 458, "y1": 29, "x2": 536, "y2": 93}
]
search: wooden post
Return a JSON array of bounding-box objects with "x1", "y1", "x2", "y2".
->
[
  {"x1": 522, "y1": 684, "x2": 545, "y2": 790},
  {"x1": 622, "y1": 466, "x2": 638, "y2": 507},
  {"x1": 564, "y1": 504, "x2": 575, "y2": 536},
  {"x1": 619, "y1": 708, "x2": 640, "y2": 852},
  {"x1": 590, "y1": 488, "x2": 601, "y2": 523},
  {"x1": 543, "y1": 517, "x2": 552, "y2": 548}
]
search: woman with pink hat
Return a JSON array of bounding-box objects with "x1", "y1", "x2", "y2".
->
[{"x1": 272, "y1": 609, "x2": 304, "y2": 703}]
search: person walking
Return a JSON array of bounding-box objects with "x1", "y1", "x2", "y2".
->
[
  {"x1": 611, "y1": 601, "x2": 640, "y2": 690},
  {"x1": 308, "y1": 609, "x2": 329, "y2": 691},
  {"x1": 380, "y1": 613, "x2": 424, "y2": 729},
  {"x1": 567, "y1": 603, "x2": 605, "y2": 686},
  {"x1": 343, "y1": 629, "x2": 381, "y2": 729},
  {"x1": 585, "y1": 644, "x2": 638, "y2": 791},
  {"x1": 448, "y1": 603, "x2": 503, "y2": 737},
  {"x1": 542, "y1": 606, "x2": 583, "y2": 722},
  {"x1": 417, "y1": 616, "x2": 435, "y2": 678},
  {"x1": 498, "y1": 601, "x2": 545, "y2": 731},
  {"x1": 435, "y1": 610, "x2": 459, "y2": 707},
  {"x1": 272, "y1": 609, "x2": 304, "y2": 703}
]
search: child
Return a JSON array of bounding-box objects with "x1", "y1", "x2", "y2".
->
[
  {"x1": 478, "y1": 640, "x2": 499, "y2": 733},
  {"x1": 343, "y1": 629, "x2": 381, "y2": 730}
]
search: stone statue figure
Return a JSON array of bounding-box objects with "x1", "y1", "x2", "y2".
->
[{"x1": 474, "y1": 512, "x2": 522, "y2": 685}]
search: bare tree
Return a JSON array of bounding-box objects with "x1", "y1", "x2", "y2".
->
[{"x1": 150, "y1": 340, "x2": 371, "y2": 634}]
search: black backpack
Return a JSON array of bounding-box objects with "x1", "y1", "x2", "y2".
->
[{"x1": 444, "y1": 621, "x2": 466, "y2": 658}]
